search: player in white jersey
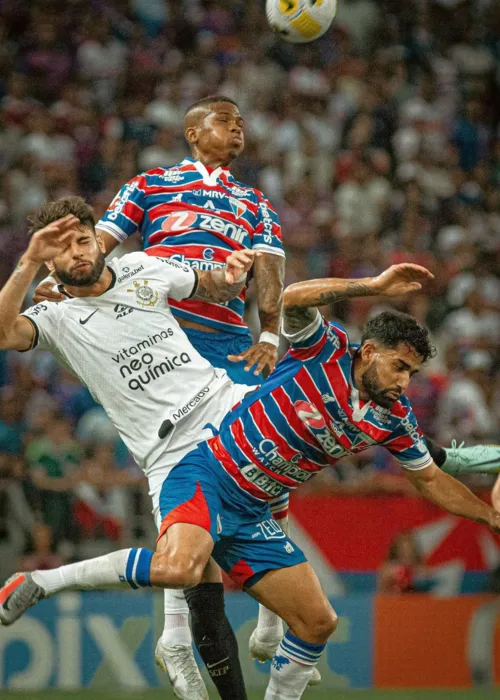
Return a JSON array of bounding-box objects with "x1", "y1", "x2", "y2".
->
[{"x1": 0, "y1": 197, "x2": 257, "y2": 700}]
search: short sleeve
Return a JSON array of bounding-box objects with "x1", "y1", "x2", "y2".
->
[
  {"x1": 152, "y1": 257, "x2": 198, "y2": 301},
  {"x1": 97, "y1": 175, "x2": 146, "y2": 243},
  {"x1": 283, "y1": 313, "x2": 348, "y2": 362},
  {"x1": 252, "y1": 194, "x2": 285, "y2": 257},
  {"x1": 21, "y1": 303, "x2": 60, "y2": 351},
  {"x1": 384, "y1": 407, "x2": 433, "y2": 471}
]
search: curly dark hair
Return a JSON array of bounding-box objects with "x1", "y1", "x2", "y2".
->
[
  {"x1": 27, "y1": 196, "x2": 95, "y2": 236},
  {"x1": 361, "y1": 310, "x2": 436, "y2": 363}
]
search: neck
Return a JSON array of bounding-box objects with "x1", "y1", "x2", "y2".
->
[
  {"x1": 352, "y1": 356, "x2": 370, "y2": 402},
  {"x1": 62, "y1": 267, "x2": 113, "y2": 298},
  {"x1": 192, "y1": 151, "x2": 232, "y2": 170}
]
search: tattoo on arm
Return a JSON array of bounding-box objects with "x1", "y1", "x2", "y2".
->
[
  {"x1": 255, "y1": 254, "x2": 284, "y2": 335},
  {"x1": 283, "y1": 281, "x2": 373, "y2": 335}
]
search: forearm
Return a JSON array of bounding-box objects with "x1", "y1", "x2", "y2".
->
[
  {"x1": 0, "y1": 255, "x2": 41, "y2": 343},
  {"x1": 411, "y1": 468, "x2": 494, "y2": 526},
  {"x1": 255, "y1": 254, "x2": 284, "y2": 335},
  {"x1": 283, "y1": 277, "x2": 374, "y2": 310},
  {"x1": 194, "y1": 268, "x2": 247, "y2": 303}
]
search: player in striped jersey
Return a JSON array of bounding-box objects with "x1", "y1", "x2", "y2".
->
[
  {"x1": 33, "y1": 96, "x2": 286, "y2": 698},
  {"x1": 13, "y1": 263, "x2": 500, "y2": 700}
]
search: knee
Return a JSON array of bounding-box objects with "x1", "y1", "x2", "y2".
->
[
  {"x1": 312, "y1": 606, "x2": 338, "y2": 640},
  {"x1": 152, "y1": 551, "x2": 206, "y2": 589},
  {"x1": 290, "y1": 603, "x2": 338, "y2": 644}
]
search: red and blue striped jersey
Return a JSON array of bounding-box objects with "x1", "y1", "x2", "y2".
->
[
  {"x1": 208, "y1": 312, "x2": 433, "y2": 501},
  {"x1": 97, "y1": 158, "x2": 284, "y2": 334}
]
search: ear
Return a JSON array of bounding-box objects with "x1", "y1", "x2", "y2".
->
[
  {"x1": 95, "y1": 229, "x2": 106, "y2": 254},
  {"x1": 360, "y1": 341, "x2": 377, "y2": 362},
  {"x1": 185, "y1": 126, "x2": 199, "y2": 146}
]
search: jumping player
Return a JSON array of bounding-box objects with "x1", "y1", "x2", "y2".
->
[
  {"x1": 34, "y1": 96, "x2": 288, "y2": 697},
  {"x1": 6, "y1": 262, "x2": 500, "y2": 700},
  {"x1": 0, "y1": 199, "x2": 258, "y2": 700}
]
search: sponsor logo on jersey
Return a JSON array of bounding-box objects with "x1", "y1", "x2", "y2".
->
[
  {"x1": 114, "y1": 304, "x2": 134, "y2": 319},
  {"x1": 240, "y1": 463, "x2": 286, "y2": 498},
  {"x1": 256, "y1": 519, "x2": 286, "y2": 540},
  {"x1": 161, "y1": 210, "x2": 247, "y2": 243},
  {"x1": 26, "y1": 303, "x2": 48, "y2": 317},
  {"x1": 119, "y1": 351, "x2": 192, "y2": 392},
  {"x1": 112, "y1": 329, "x2": 174, "y2": 364},
  {"x1": 117, "y1": 265, "x2": 144, "y2": 283},
  {"x1": 258, "y1": 200, "x2": 274, "y2": 244},
  {"x1": 169, "y1": 251, "x2": 225, "y2": 272},
  {"x1": 372, "y1": 405, "x2": 392, "y2": 425},
  {"x1": 230, "y1": 185, "x2": 252, "y2": 197},
  {"x1": 172, "y1": 386, "x2": 211, "y2": 421},
  {"x1": 295, "y1": 400, "x2": 348, "y2": 458},
  {"x1": 159, "y1": 167, "x2": 183, "y2": 183},
  {"x1": 127, "y1": 280, "x2": 159, "y2": 308},
  {"x1": 108, "y1": 180, "x2": 140, "y2": 221},
  {"x1": 400, "y1": 414, "x2": 427, "y2": 453}
]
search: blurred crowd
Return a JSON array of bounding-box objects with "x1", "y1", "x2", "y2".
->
[{"x1": 0, "y1": 0, "x2": 499, "y2": 572}]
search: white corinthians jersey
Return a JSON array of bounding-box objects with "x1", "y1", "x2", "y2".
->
[{"x1": 22, "y1": 252, "x2": 233, "y2": 473}]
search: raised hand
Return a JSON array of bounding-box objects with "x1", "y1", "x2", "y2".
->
[
  {"x1": 370, "y1": 264, "x2": 434, "y2": 298},
  {"x1": 224, "y1": 248, "x2": 260, "y2": 285},
  {"x1": 25, "y1": 215, "x2": 79, "y2": 266}
]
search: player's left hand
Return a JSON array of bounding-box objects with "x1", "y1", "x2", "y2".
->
[
  {"x1": 228, "y1": 341, "x2": 278, "y2": 376},
  {"x1": 224, "y1": 249, "x2": 260, "y2": 285},
  {"x1": 488, "y1": 508, "x2": 500, "y2": 534},
  {"x1": 371, "y1": 263, "x2": 434, "y2": 297}
]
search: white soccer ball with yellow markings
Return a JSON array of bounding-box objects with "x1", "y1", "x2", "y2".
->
[{"x1": 266, "y1": 0, "x2": 337, "y2": 43}]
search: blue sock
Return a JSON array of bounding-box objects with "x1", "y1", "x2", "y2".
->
[
  {"x1": 279, "y1": 630, "x2": 325, "y2": 665},
  {"x1": 124, "y1": 548, "x2": 154, "y2": 589}
]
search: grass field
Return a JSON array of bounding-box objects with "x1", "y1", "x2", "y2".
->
[{"x1": 0, "y1": 690, "x2": 499, "y2": 700}]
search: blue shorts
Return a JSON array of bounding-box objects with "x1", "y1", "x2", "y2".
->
[
  {"x1": 183, "y1": 328, "x2": 261, "y2": 386},
  {"x1": 158, "y1": 444, "x2": 306, "y2": 589}
]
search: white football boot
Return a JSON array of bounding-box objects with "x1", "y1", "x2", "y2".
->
[{"x1": 155, "y1": 638, "x2": 209, "y2": 700}]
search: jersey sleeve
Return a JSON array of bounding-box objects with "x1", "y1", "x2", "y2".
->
[
  {"x1": 283, "y1": 312, "x2": 348, "y2": 362},
  {"x1": 252, "y1": 194, "x2": 285, "y2": 257},
  {"x1": 383, "y1": 405, "x2": 433, "y2": 471},
  {"x1": 20, "y1": 302, "x2": 60, "y2": 351},
  {"x1": 152, "y1": 256, "x2": 198, "y2": 301},
  {"x1": 97, "y1": 175, "x2": 147, "y2": 243}
]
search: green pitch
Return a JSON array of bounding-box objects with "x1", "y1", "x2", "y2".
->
[{"x1": 1, "y1": 690, "x2": 499, "y2": 700}]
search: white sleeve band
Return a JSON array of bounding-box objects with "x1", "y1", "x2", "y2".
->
[
  {"x1": 40, "y1": 274, "x2": 58, "y2": 287},
  {"x1": 259, "y1": 331, "x2": 280, "y2": 347}
]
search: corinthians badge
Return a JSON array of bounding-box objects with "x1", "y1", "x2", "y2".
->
[{"x1": 127, "y1": 280, "x2": 159, "y2": 308}]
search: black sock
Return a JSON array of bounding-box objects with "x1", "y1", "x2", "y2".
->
[
  {"x1": 185, "y1": 582, "x2": 248, "y2": 700},
  {"x1": 424, "y1": 436, "x2": 447, "y2": 468}
]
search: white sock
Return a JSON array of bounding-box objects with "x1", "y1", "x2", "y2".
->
[
  {"x1": 31, "y1": 548, "x2": 153, "y2": 596},
  {"x1": 264, "y1": 631, "x2": 325, "y2": 700},
  {"x1": 256, "y1": 604, "x2": 284, "y2": 642},
  {"x1": 161, "y1": 588, "x2": 192, "y2": 647}
]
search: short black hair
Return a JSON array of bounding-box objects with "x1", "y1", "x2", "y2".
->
[
  {"x1": 361, "y1": 310, "x2": 436, "y2": 363},
  {"x1": 28, "y1": 196, "x2": 95, "y2": 236},
  {"x1": 185, "y1": 95, "x2": 239, "y2": 117}
]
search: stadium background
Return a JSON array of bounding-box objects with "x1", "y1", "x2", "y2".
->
[{"x1": 1, "y1": 0, "x2": 500, "y2": 695}]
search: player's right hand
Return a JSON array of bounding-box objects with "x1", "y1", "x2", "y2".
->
[
  {"x1": 25, "y1": 214, "x2": 78, "y2": 266},
  {"x1": 33, "y1": 280, "x2": 66, "y2": 303}
]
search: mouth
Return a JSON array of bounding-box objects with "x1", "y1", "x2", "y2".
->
[
  {"x1": 386, "y1": 390, "x2": 401, "y2": 401},
  {"x1": 73, "y1": 262, "x2": 91, "y2": 273},
  {"x1": 231, "y1": 136, "x2": 243, "y2": 146}
]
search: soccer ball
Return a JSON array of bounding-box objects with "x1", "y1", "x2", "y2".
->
[{"x1": 266, "y1": 0, "x2": 337, "y2": 43}]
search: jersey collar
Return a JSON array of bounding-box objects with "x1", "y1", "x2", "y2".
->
[{"x1": 184, "y1": 157, "x2": 231, "y2": 186}]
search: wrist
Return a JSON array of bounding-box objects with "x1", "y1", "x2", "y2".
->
[
  {"x1": 259, "y1": 331, "x2": 279, "y2": 348},
  {"x1": 19, "y1": 254, "x2": 43, "y2": 270}
]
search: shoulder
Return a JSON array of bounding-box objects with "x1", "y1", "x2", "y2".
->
[{"x1": 143, "y1": 160, "x2": 193, "y2": 184}]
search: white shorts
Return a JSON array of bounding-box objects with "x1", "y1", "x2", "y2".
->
[{"x1": 149, "y1": 380, "x2": 253, "y2": 528}]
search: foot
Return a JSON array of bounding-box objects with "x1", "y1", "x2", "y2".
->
[
  {"x1": 0, "y1": 573, "x2": 45, "y2": 626},
  {"x1": 249, "y1": 628, "x2": 322, "y2": 686},
  {"x1": 443, "y1": 441, "x2": 500, "y2": 475},
  {"x1": 155, "y1": 638, "x2": 209, "y2": 700}
]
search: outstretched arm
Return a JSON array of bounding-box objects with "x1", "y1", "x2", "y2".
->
[
  {"x1": 283, "y1": 263, "x2": 434, "y2": 335},
  {"x1": 191, "y1": 248, "x2": 258, "y2": 304},
  {"x1": 0, "y1": 215, "x2": 78, "y2": 351},
  {"x1": 228, "y1": 253, "x2": 285, "y2": 376},
  {"x1": 406, "y1": 462, "x2": 500, "y2": 532}
]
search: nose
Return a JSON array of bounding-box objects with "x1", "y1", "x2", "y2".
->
[
  {"x1": 398, "y1": 374, "x2": 411, "y2": 392},
  {"x1": 230, "y1": 122, "x2": 242, "y2": 135}
]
